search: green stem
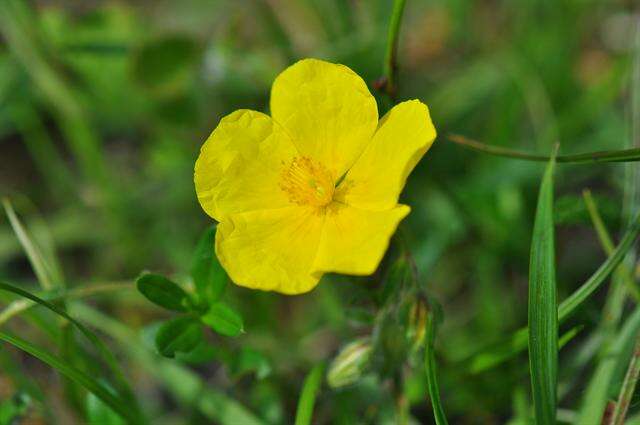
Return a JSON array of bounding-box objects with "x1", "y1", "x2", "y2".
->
[
  {"x1": 448, "y1": 134, "x2": 640, "y2": 163},
  {"x1": 425, "y1": 310, "x2": 448, "y2": 425},
  {"x1": 609, "y1": 336, "x2": 640, "y2": 425},
  {"x1": 382, "y1": 0, "x2": 408, "y2": 100},
  {"x1": 294, "y1": 363, "x2": 325, "y2": 425}
]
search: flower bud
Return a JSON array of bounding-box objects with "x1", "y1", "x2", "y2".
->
[
  {"x1": 327, "y1": 337, "x2": 372, "y2": 388},
  {"x1": 406, "y1": 295, "x2": 428, "y2": 352}
]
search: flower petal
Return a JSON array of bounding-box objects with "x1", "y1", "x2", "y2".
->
[
  {"x1": 312, "y1": 204, "x2": 410, "y2": 275},
  {"x1": 270, "y1": 58, "x2": 378, "y2": 178},
  {"x1": 194, "y1": 109, "x2": 297, "y2": 221},
  {"x1": 336, "y1": 100, "x2": 436, "y2": 211},
  {"x1": 216, "y1": 206, "x2": 325, "y2": 294}
]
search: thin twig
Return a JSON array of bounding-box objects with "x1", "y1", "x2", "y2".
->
[{"x1": 448, "y1": 134, "x2": 640, "y2": 163}]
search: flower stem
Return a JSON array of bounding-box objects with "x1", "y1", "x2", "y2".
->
[
  {"x1": 425, "y1": 310, "x2": 448, "y2": 425},
  {"x1": 448, "y1": 134, "x2": 640, "y2": 163},
  {"x1": 381, "y1": 0, "x2": 408, "y2": 101}
]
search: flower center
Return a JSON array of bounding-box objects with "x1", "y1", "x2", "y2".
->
[{"x1": 280, "y1": 156, "x2": 335, "y2": 207}]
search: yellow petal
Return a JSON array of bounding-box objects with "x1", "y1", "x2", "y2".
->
[
  {"x1": 194, "y1": 109, "x2": 297, "y2": 221},
  {"x1": 312, "y1": 204, "x2": 410, "y2": 275},
  {"x1": 270, "y1": 58, "x2": 378, "y2": 178},
  {"x1": 216, "y1": 206, "x2": 325, "y2": 294},
  {"x1": 336, "y1": 100, "x2": 436, "y2": 211}
]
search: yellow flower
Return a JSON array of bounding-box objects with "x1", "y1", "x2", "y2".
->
[{"x1": 194, "y1": 59, "x2": 436, "y2": 294}]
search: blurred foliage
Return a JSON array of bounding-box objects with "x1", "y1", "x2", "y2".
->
[{"x1": 1, "y1": 0, "x2": 640, "y2": 423}]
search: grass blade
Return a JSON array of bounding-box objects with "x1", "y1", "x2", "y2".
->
[
  {"x1": 73, "y1": 303, "x2": 265, "y2": 425},
  {"x1": 609, "y1": 335, "x2": 640, "y2": 425},
  {"x1": 0, "y1": 330, "x2": 137, "y2": 424},
  {"x1": 294, "y1": 363, "x2": 325, "y2": 425},
  {"x1": 448, "y1": 134, "x2": 640, "y2": 163},
  {"x1": 528, "y1": 147, "x2": 558, "y2": 424},
  {"x1": 577, "y1": 307, "x2": 640, "y2": 424},
  {"x1": 0, "y1": 280, "x2": 141, "y2": 420},
  {"x1": 425, "y1": 309, "x2": 448, "y2": 425},
  {"x1": 2, "y1": 199, "x2": 56, "y2": 290},
  {"x1": 463, "y1": 209, "x2": 640, "y2": 373}
]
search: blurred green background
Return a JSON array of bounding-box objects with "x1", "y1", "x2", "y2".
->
[{"x1": 1, "y1": 0, "x2": 639, "y2": 423}]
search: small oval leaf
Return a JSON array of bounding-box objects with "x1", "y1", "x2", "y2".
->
[
  {"x1": 191, "y1": 226, "x2": 227, "y2": 306},
  {"x1": 155, "y1": 317, "x2": 202, "y2": 358},
  {"x1": 201, "y1": 303, "x2": 244, "y2": 337},
  {"x1": 136, "y1": 273, "x2": 189, "y2": 312}
]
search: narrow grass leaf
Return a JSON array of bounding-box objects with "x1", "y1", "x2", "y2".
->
[
  {"x1": 0, "y1": 330, "x2": 137, "y2": 424},
  {"x1": 155, "y1": 316, "x2": 202, "y2": 357},
  {"x1": 74, "y1": 303, "x2": 265, "y2": 425},
  {"x1": 0, "y1": 280, "x2": 139, "y2": 414},
  {"x1": 528, "y1": 148, "x2": 558, "y2": 424},
  {"x1": 577, "y1": 307, "x2": 640, "y2": 424},
  {"x1": 609, "y1": 335, "x2": 640, "y2": 425},
  {"x1": 201, "y1": 303, "x2": 244, "y2": 337},
  {"x1": 464, "y1": 209, "x2": 640, "y2": 373},
  {"x1": 425, "y1": 309, "x2": 448, "y2": 425},
  {"x1": 136, "y1": 273, "x2": 189, "y2": 312},
  {"x1": 2, "y1": 199, "x2": 56, "y2": 289},
  {"x1": 191, "y1": 225, "x2": 227, "y2": 305},
  {"x1": 294, "y1": 363, "x2": 325, "y2": 425},
  {"x1": 87, "y1": 392, "x2": 125, "y2": 425}
]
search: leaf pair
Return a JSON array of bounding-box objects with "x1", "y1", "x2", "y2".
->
[{"x1": 136, "y1": 226, "x2": 244, "y2": 358}]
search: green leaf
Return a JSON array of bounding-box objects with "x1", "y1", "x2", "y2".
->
[
  {"x1": 0, "y1": 330, "x2": 137, "y2": 424},
  {"x1": 228, "y1": 348, "x2": 271, "y2": 380},
  {"x1": 294, "y1": 363, "x2": 325, "y2": 425},
  {"x1": 155, "y1": 316, "x2": 203, "y2": 358},
  {"x1": 87, "y1": 392, "x2": 125, "y2": 425},
  {"x1": 191, "y1": 226, "x2": 227, "y2": 305},
  {"x1": 136, "y1": 273, "x2": 189, "y2": 312},
  {"x1": 201, "y1": 303, "x2": 244, "y2": 337},
  {"x1": 528, "y1": 148, "x2": 558, "y2": 424}
]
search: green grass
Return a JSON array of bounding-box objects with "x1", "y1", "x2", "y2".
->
[{"x1": 1, "y1": 0, "x2": 640, "y2": 423}]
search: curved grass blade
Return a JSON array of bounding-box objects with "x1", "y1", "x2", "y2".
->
[
  {"x1": 0, "y1": 330, "x2": 137, "y2": 424},
  {"x1": 577, "y1": 307, "x2": 640, "y2": 424},
  {"x1": 294, "y1": 363, "x2": 325, "y2": 425},
  {"x1": 528, "y1": 147, "x2": 558, "y2": 424},
  {"x1": 2, "y1": 199, "x2": 56, "y2": 290},
  {"x1": 0, "y1": 280, "x2": 141, "y2": 420},
  {"x1": 462, "y1": 209, "x2": 640, "y2": 373},
  {"x1": 425, "y1": 309, "x2": 448, "y2": 425},
  {"x1": 73, "y1": 303, "x2": 265, "y2": 425},
  {"x1": 448, "y1": 134, "x2": 640, "y2": 163}
]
